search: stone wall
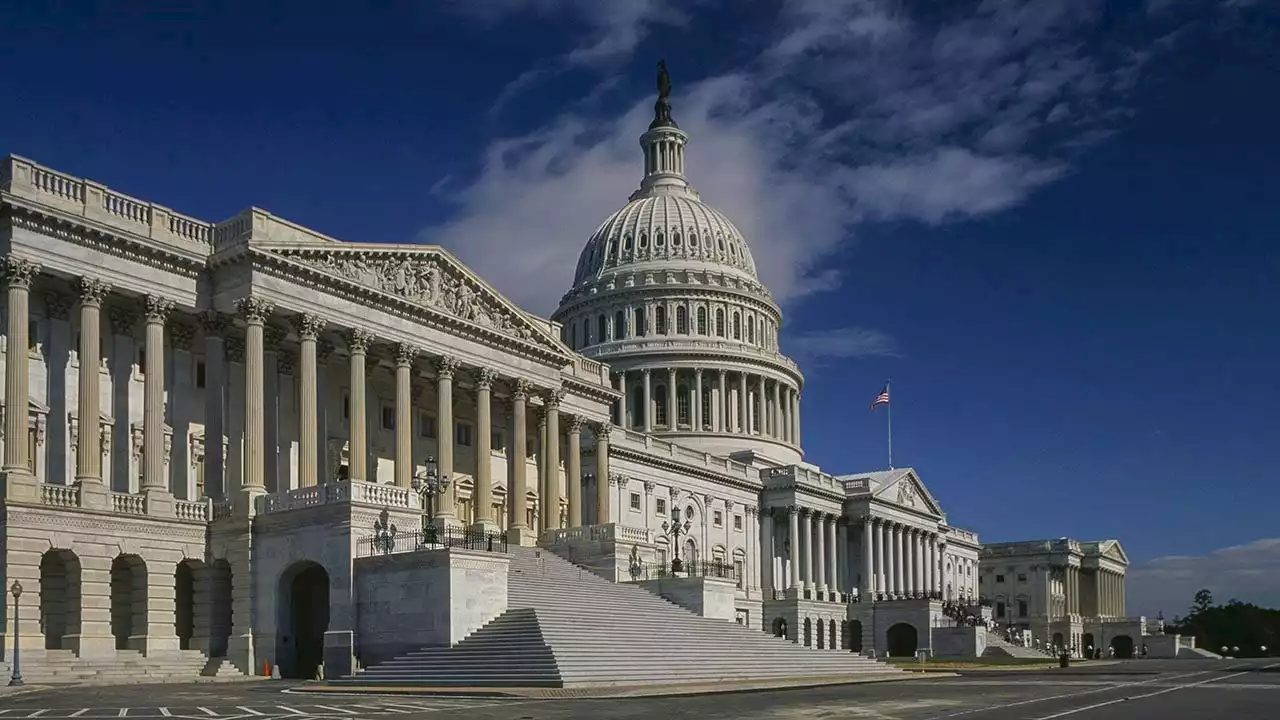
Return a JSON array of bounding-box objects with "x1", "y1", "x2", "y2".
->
[
  {"x1": 353, "y1": 547, "x2": 508, "y2": 666},
  {"x1": 931, "y1": 626, "x2": 985, "y2": 658},
  {"x1": 635, "y1": 576, "x2": 737, "y2": 620}
]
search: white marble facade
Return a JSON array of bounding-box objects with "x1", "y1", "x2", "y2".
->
[{"x1": 0, "y1": 89, "x2": 1000, "y2": 674}]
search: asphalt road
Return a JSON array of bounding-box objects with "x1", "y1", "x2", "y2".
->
[{"x1": 1, "y1": 660, "x2": 1276, "y2": 720}]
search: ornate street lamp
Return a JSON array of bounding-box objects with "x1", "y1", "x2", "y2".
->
[
  {"x1": 8, "y1": 580, "x2": 22, "y2": 686},
  {"x1": 372, "y1": 508, "x2": 398, "y2": 555},
  {"x1": 661, "y1": 514, "x2": 692, "y2": 574},
  {"x1": 411, "y1": 455, "x2": 450, "y2": 534}
]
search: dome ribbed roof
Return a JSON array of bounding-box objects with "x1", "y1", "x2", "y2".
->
[{"x1": 571, "y1": 192, "x2": 758, "y2": 287}]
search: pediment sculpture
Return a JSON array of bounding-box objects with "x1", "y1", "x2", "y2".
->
[
  {"x1": 275, "y1": 248, "x2": 542, "y2": 344},
  {"x1": 897, "y1": 481, "x2": 916, "y2": 507}
]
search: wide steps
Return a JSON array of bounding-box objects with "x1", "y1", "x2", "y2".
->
[{"x1": 2, "y1": 649, "x2": 242, "y2": 683}]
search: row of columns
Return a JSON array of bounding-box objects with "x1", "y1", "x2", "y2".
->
[
  {"x1": 759, "y1": 508, "x2": 841, "y2": 595},
  {"x1": 862, "y1": 518, "x2": 945, "y2": 600},
  {"x1": 614, "y1": 367, "x2": 800, "y2": 444},
  {"x1": 1096, "y1": 569, "x2": 1125, "y2": 617},
  {"x1": 0, "y1": 259, "x2": 617, "y2": 534}
]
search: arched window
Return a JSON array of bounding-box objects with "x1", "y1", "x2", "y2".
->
[
  {"x1": 629, "y1": 385, "x2": 644, "y2": 429},
  {"x1": 733, "y1": 312, "x2": 742, "y2": 340},
  {"x1": 654, "y1": 386, "x2": 668, "y2": 427},
  {"x1": 582, "y1": 318, "x2": 591, "y2": 345},
  {"x1": 715, "y1": 308, "x2": 725, "y2": 336},
  {"x1": 700, "y1": 387, "x2": 712, "y2": 430},
  {"x1": 677, "y1": 385, "x2": 691, "y2": 427},
  {"x1": 675, "y1": 306, "x2": 688, "y2": 334},
  {"x1": 747, "y1": 316, "x2": 755, "y2": 344},
  {"x1": 597, "y1": 315, "x2": 607, "y2": 343},
  {"x1": 696, "y1": 306, "x2": 708, "y2": 335},
  {"x1": 634, "y1": 307, "x2": 646, "y2": 338},
  {"x1": 655, "y1": 305, "x2": 667, "y2": 334},
  {"x1": 614, "y1": 310, "x2": 625, "y2": 340}
]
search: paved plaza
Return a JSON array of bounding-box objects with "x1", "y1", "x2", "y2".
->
[{"x1": 0, "y1": 660, "x2": 1277, "y2": 719}]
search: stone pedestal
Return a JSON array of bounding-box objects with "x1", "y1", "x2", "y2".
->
[
  {"x1": 323, "y1": 630, "x2": 355, "y2": 679},
  {"x1": 506, "y1": 525, "x2": 538, "y2": 547},
  {"x1": 2, "y1": 470, "x2": 39, "y2": 503},
  {"x1": 77, "y1": 481, "x2": 110, "y2": 511},
  {"x1": 144, "y1": 488, "x2": 175, "y2": 518}
]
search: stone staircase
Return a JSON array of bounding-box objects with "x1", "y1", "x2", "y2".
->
[
  {"x1": 982, "y1": 630, "x2": 1054, "y2": 659},
  {"x1": 0, "y1": 649, "x2": 246, "y2": 684},
  {"x1": 350, "y1": 546, "x2": 900, "y2": 687}
]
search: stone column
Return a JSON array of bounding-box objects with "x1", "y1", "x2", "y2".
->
[
  {"x1": 876, "y1": 521, "x2": 887, "y2": 597},
  {"x1": 237, "y1": 297, "x2": 273, "y2": 512},
  {"x1": 693, "y1": 369, "x2": 703, "y2": 430},
  {"x1": 760, "y1": 509, "x2": 774, "y2": 593},
  {"x1": 717, "y1": 369, "x2": 727, "y2": 432},
  {"x1": 666, "y1": 368, "x2": 677, "y2": 429},
  {"x1": 770, "y1": 381, "x2": 781, "y2": 439},
  {"x1": 1, "y1": 258, "x2": 38, "y2": 500},
  {"x1": 541, "y1": 389, "x2": 563, "y2": 530},
  {"x1": 507, "y1": 380, "x2": 532, "y2": 544},
  {"x1": 594, "y1": 422, "x2": 611, "y2": 524},
  {"x1": 827, "y1": 515, "x2": 839, "y2": 595},
  {"x1": 141, "y1": 295, "x2": 174, "y2": 495},
  {"x1": 394, "y1": 343, "x2": 417, "y2": 489},
  {"x1": 294, "y1": 314, "x2": 323, "y2": 487},
  {"x1": 862, "y1": 520, "x2": 874, "y2": 598},
  {"x1": 565, "y1": 415, "x2": 582, "y2": 528},
  {"x1": 200, "y1": 313, "x2": 229, "y2": 500},
  {"x1": 815, "y1": 513, "x2": 827, "y2": 592},
  {"x1": 892, "y1": 524, "x2": 904, "y2": 598},
  {"x1": 346, "y1": 329, "x2": 373, "y2": 482},
  {"x1": 472, "y1": 368, "x2": 497, "y2": 530},
  {"x1": 792, "y1": 391, "x2": 801, "y2": 446},
  {"x1": 642, "y1": 369, "x2": 652, "y2": 432},
  {"x1": 738, "y1": 373, "x2": 749, "y2": 434},
  {"x1": 616, "y1": 371, "x2": 628, "y2": 428},
  {"x1": 787, "y1": 507, "x2": 801, "y2": 590},
  {"x1": 75, "y1": 278, "x2": 110, "y2": 491},
  {"x1": 435, "y1": 356, "x2": 460, "y2": 525},
  {"x1": 801, "y1": 509, "x2": 815, "y2": 591}
]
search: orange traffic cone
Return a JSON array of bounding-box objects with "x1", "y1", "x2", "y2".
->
[{"x1": 263, "y1": 659, "x2": 270, "y2": 676}]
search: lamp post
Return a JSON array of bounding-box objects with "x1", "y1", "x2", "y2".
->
[
  {"x1": 411, "y1": 455, "x2": 450, "y2": 536},
  {"x1": 8, "y1": 580, "x2": 22, "y2": 686},
  {"x1": 661, "y1": 515, "x2": 692, "y2": 574}
]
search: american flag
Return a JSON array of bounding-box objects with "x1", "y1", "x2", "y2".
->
[{"x1": 870, "y1": 386, "x2": 890, "y2": 410}]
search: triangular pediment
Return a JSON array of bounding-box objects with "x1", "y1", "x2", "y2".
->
[
  {"x1": 258, "y1": 243, "x2": 572, "y2": 361},
  {"x1": 872, "y1": 468, "x2": 944, "y2": 517},
  {"x1": 1099, "y1": 539, "x2": 1129, "y2": 565}
]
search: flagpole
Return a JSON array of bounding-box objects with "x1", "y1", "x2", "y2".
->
[{"x1": 886, "y1": 379, "x2": 893, "y2": 470}]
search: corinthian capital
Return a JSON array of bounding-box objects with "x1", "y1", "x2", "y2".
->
[
  {"x1": 395, "y1": 343, "x2": 419, "y2": 367},
  {"x1": 435, "y1": 355, "x2": 461, "y2": 379},
  {"x1": 346, "y1": 328, "x2": 374, "y2": 354},
  {"x1": 145, "y1": 295, "x2": 176, "y2": 323},
  {"x1": 293, "y1": 313, "x2": 326, "y2": 341},
  {"x1": 1, "y1": 257, "x2": 40, "y2": 289},
  {"x1": 76, "y1": 277, "x2": 112, "y2": 307},
  {"x1": 235, "y1": 296, "x2": 274, "y2": 324},
  {"x1": 512, "y1": 378, "x2": 532, "y2": 401},
  {"x1": 475, "y1": 367, "x2": 498, "y2": 391}
]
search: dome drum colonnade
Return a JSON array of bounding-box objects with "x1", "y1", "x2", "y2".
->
[
  {"x1": 553, "y1": 63, "x2": 804, "y2": 456},
  {"x1": 0, "y1": 257, "x2": 614, "y2": 535}
]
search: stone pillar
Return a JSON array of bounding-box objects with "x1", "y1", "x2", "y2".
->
[
  {"x1": 666, "y1": 368, "x2": 677, "y2": 429},
  {"x1": 541, "y1": 389, "x2": 563, "y2": 530},
  {"x1": 75, "y1": 277, "x2": 110, "y2": 504},
  {"x1": 827, "y1": 515, "x2": 839, "y2": 595},
  {"x1": 738, "y1": 373, "x2": 749, "y2": 434},
  {"x1": 892, "y1": 524, "x2": 904, "y2": 598},
  {"x1": 507, "y1": 380, "x2": 533, "y2": 544},
  {"x1": 693, "y1": 369, "x2": 703, "y2": 430},
  {"x1": 142, "y1": 295, "x2": 175, "y2": 515},
  {"x1": 716, "y1": 369, "x2": 727, "y2": 432},
  {"x1": 642, "y1": 369, "x2": 652, "y2": 432},
  {"x1": 617, "y1": 371, "x2": 628, "y2": 428},
  {"x1": 862, "y1": 520, "x2": 874, "y2": 598},
  {"x1": 200, "y1": 313, "x2": 228, "y2": 500},
  {"x1": 394, "y1": 343, "x2": 417, "y2": 489},
  {"x1": 346, "y1": 328, "x2": 373, "y2": 482},
  {"x1": 792, "y1": 391, "x2": 801, "y2": 447},
  {"x1": 815, "y1": 513, "x2": 827, "y2": 592},
  {"x1": 565, "y1": 415, "x2": 582, "y2": 528},
  {"x1": 594, "y1": 422, "x2": 611, "y2": 524},
  {"x1": 2, "y1": 257, "x2": 38, "y2": 489},
  {"x1": 294, "y1": 314, "x2": 323, "y2": 487},
  {"x1": 801, "y1": 509, "x2": 816, "y2": 591},
  {"x1": 760, "y1": 509, "x2": 774, "y2": 593},
  {"x1": 769, "y1": 380, "x2": 780, "y2": 439},
  {"x1": 236, "y1": 298, "x2": 273, "y2": 512},
  {"x1": 472, "y1": 368, "x2": 497, "y2": 530},
  {"x1": 435, "y1": 356, "x2": 460, "y2": 525},
  {"x1": 787, "y1": 507, "x2": 801, "y2": 590},
  {"x1": 876, "y1": 521, "x2": 887, "y2": 597}
]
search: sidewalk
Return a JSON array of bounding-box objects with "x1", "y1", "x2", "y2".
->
[{"x1": 293, "y1": 671, "x2": 943, "y2": 699}]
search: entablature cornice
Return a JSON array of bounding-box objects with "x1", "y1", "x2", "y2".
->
[
  {"x1": 586, "y1": 340, "x2": 802, "y2": 379},
  {"x1": 610, "y1": 443, "x2": 763, "y2": 496},
  {"x1": 558, "y1": 268, "x2": 780, "y2": 315},
  {"x1": 222, "y1": 244, "x2": 576, "y2": 369}
]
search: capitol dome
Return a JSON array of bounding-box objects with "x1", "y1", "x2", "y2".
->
[{"x1": 553, "y1": 62, "x2": 804, "y2": 466}]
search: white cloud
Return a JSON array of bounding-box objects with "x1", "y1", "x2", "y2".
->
[
  {"x1": 788, "y1": 327, "x2": 901, "y2": 365},
  {"x1": 424, "y1": 0, "x2": 1204, "y2": 316},
  {"x1": 1127, "y1": 539, "x2": 1280, "y2": 619}
]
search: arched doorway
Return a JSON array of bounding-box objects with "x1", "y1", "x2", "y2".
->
[
  {"x1": 847, "y1": 620, "x2": 864, "y2": 653},
  {"x1": 1052, "y1": 631, "x2": 1065, "y2": 649},
  {"x1": 40, "y1": 549, "x2": 82, "y2": 650},
  {"x1": 772, "y1": 617, "x2": 788, "y2": 639},
  {"x1": 1111, "y1": 635, "x2": 1135, "y2": 659},
  {"x1": 174, "y1": 560, "x2": 202, "y2": 650},
  {"x1": 887, "y1": 622, "x2": 918, "y2": 657},
  {"x1": 1082, "y1": 632, "x2": 1096, "y2": 657},
  {"x1": 278, "y1": 561, "x2": 331, "y2": 679},
  {"x1": 803, "y1": 617, "x2": 813, "y2": 647},
  {"x1": 110, "y1": 555, "x2": 147, "y2": 650},
  {"x1": 209, "y1": 559, "x2": 233, "y2": 657},
  {"x1": 817, "y1": 620, "x2": 826, "y2": 649},
  {"x1": 828, "y1": 620, "x2": 837, "y2": 650}
]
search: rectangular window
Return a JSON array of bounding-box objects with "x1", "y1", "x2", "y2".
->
[
  {"x1": 456, "y1": 423, "x2": 473, "y2": 447},
  {"x1": 137, "y1": 347, "x2": 147, "y2": 372},
  {"x1": 343, "y1": 393, "x2": 351, "y2": 421},
  {"x1": 629, "y1": 492, "x2": 641, "y2": 511},
  {"x1": 996, "y1": 601, "x2": 1006, "y2": 618},
  {"x1": 701, "y1": 390, "x2": 711, "y2": 430},
  {"x1": 656, "y1": 498, "x2": 667, "y2": 516},
  {"x1": 677, "y1": 389, "x2": 690, "y2": 426},
  {"x1": 381, "y1": 406, "x2": 395, "y2": 430},
  {"x1": 28, "y1": 320, "x2": 38, "y2": 352},
  {"x1": 195, "y1": 360, "x2": 206, "y2": 389},
  {"x1": 734, "y1": 514, "x2": 743, "y2": 531},
  {"x1": 491, "y1": 431, "x2": 504, "y2": 453},
  {"x1": 1017, "y1": 573, "x2": 1027, "y2": 582},
  {"x1": 713, "y1": 510, "x2": 723, "y2": 527},
  {"x1": 735, "y1": 560, "x2": 745, "y2": 589},
  {"x1": 194, "y1": 460, "x2": 206, "y2": 500},
  {"x1": 418, "y1": 412, "x2": 436, "y2": 439},
  {"x1": 1018, "y1": 599, "x2": 1028, "y2": 617},
  {"x1": 655, "y1": 396, "x2": 667, "y2": 427},
  {"x1": 526, "y1": 435, "x2": 537, "y2": 458},
  {"x1": 995, "y1": 574, "x2": 1006, "y2": 583}
]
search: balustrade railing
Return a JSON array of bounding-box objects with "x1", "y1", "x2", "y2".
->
[
  {"x1": 629, "y1": 560, "x2": 739, "y2": 582},
  {"x1": 355, "y1": 526, "x2": 508, "y2": 558}
]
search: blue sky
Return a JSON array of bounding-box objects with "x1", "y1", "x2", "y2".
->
[{"x1": 2, "y1": 1, "x2": 1276, "y2": 615}]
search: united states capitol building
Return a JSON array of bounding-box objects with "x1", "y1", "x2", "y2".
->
[{"x1": 0, "y1": 76, "x2": 1165, "y2": 686}]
